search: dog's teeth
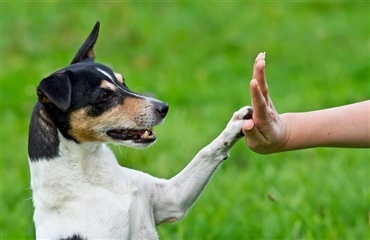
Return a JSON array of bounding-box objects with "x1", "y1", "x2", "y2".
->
[{"x1": 141, "y1": 130, "x2": 150, "y2": 139}]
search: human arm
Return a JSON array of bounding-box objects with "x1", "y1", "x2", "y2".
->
[{"x1": 242, "y1": 52, "x2": 370, "y2": 154}]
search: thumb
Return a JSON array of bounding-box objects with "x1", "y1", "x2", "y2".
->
[
  {"x1": 242, "y1": 119, "x2": 268, "y2": 150},
  {"x1": 242, "y1": 119, "x2": 255, "y2": 132},
  {"x1": 242, "y1": 120, "x2": 261, "y2": 141}
]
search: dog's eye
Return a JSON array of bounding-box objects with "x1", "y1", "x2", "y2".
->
[{"x1": 99, "y1": 91, "x2": 112, "y2": 101}]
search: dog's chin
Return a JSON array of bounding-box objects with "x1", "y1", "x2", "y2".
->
[{"x1": 116, "y1": 140, "x2": 156, "y2": 149}]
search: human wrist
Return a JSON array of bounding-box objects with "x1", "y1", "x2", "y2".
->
[{"x1": 277, "y1": 113, "x2": 293, "y2": 152}]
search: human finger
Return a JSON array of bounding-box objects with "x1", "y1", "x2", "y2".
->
[
  {"x1": 254, "y1": 56, "x2": 269, "y2": 101},
  {"x1": 242, "y1": 119, "x2": 254, "y2": 131},
  {"x1": 250, "y1": 79, "x2": 269, "y2": 124},
  {"x1": 253, "y1": 52, "x2": 265, "y2": 79}
]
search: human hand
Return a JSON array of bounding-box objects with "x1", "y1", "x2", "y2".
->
[{"x1": 242, "y1": 53, "x2": 290, "y2": 154}]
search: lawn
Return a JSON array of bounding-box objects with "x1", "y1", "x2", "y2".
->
[{"x1": 1, "y1": 2, "x2": 369, "y2": 239}]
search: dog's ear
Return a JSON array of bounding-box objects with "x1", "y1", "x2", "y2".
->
[
  {"x1": 70, "y1": 21, "x2": 100, "y2": 64},
  {"x1": 37, "y1": 71, "x2": 72, "y2": 111}
]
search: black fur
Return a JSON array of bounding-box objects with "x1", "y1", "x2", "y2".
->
[
  {"x1": 28, "y1": 21, "x2": 166, "y2": 161},
  {"x1": 37, "y1": 71, "x2": 72, "y2": 111},
  {"x1": 28, "y1": 103, "x2": 60, "y2": 161},
  {"x1": 30, "y1": 61, "x2": 140, "y2": 150},
  {"x1": 71, "y1": 21, "x2": 100, "y2": 64},
  {"x1": 59, "y1": 234, "x2": 87, "y2": 240}
]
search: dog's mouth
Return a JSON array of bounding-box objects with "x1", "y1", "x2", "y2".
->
[{"x1": 107, "y1": 127, "x2": 156, "y2": 143}]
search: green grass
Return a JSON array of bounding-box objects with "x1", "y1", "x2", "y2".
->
[{"x1": 1, "y1": 2, "x2": 369, "y2": 239}]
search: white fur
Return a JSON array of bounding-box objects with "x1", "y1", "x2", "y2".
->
[
  {"x1": 96, "y1": 67, "x2": 114, "y2": 81},
  {"x1": 29, "y1": 106, "x2": 251, "y2": 239}
]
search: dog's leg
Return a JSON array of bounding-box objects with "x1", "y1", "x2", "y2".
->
[{"x1": 152, "y1": 106, "x2": 253, "y2": 224}]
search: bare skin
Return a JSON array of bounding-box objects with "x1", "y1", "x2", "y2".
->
[{"x1": 242, "y1": 52, "x2": 370, "y2": 154}]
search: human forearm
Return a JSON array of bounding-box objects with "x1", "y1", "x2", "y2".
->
[
  {"x1": 243, "y1": 53, "x2": 370, "y2": 154},
  {"x1": 280, "y1": 101, "x2": 370, "y2": 151}
]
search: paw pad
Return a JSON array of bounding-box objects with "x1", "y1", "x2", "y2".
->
[{"x1": 243, "y1": 108, "x2": 253, "y2": 120}]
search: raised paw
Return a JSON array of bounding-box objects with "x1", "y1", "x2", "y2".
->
[
  {"x1": 232, "y1": 106, "x2": 253, "y2": 121},
  {"x1": 234, "y1": 106, "x2": 253, "y2": 138},
  {"x1": 222, "y1": 106, "x2": 253, "y2": 143}
]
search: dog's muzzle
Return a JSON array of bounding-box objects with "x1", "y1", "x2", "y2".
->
[{"x1": 106, "y1": 101, "x2": 169, "y2": 145}]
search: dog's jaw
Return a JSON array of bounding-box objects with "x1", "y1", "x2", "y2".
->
[
  {"x1": 107, "y1": 127, "x2": 157, "y2": 148},
  {"x1": 112, "y1": 139, "x2": 156, "y2": 149}
]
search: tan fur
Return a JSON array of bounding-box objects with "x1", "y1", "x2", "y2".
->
[
  {"x1": 37, "y1": 90, "x2": 51, "y2": 104},
  {"x1": 69, "y1": 97, "x2": 146, "y2": 142},
  {"x1": 100, "y1": 80, "x2": 117, "y2": 91},
  {"x1": 114, "y1": 72, "x2": 124, "y2": 84},
  {"x1": 87, "y1": 48, "x2": 96, "y2": 60}
]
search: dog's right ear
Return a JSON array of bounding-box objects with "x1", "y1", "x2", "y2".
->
[
  {"x1": 37, "y1": 71, "x2": 72, "y2": 112},
  {"x1": 70, "y1": 21, "x2": 100, "y2": 64}
]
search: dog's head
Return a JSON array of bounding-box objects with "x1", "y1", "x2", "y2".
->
[{"x1": 36, "y1": 21, "x2": 168, "y2": 148}]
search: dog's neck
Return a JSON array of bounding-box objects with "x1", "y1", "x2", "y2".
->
[{"x1": 28, "y1": 103, "x2": 122, "y2": 206}]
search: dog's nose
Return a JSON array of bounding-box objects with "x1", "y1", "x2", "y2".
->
[{"x1": 156, "y1": 102, "x2": 169, "y2": 117}]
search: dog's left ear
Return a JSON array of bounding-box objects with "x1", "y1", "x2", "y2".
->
[
  {"x1": 71, "y1": 21, "x2": 100, "y2": 64},
  {"x1": 37, "y1": 71, "x2": 72, "y2": 111}
]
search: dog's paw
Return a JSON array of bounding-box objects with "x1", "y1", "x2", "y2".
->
[
  {"x1": 224, "y1": 106, "x2": 253, "y2": 140},
  {"x1": 212, "y1": 106, "x2": 252, "y2": 159},
  {"x1": 232, "y1": 106, "x2": 253, "y2": 121}
]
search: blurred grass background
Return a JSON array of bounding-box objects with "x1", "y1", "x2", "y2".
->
[{"x1": 1, "y1": 2, "x2": 369, "y2": 239}]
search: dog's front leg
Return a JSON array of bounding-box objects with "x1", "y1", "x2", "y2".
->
[{"x1": 152, "y1": 106, "x2": 253, "y2": 224}]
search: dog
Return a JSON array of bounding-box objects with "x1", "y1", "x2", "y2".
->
[{"x1": 28, "y1": 21, "x2": 253, "y2": 239}]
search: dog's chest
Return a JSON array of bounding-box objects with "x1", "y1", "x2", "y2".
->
[
  {"x1": 30, "y1": 152, "x2": 158, "y2": 239},
  {"x1": 34, "y1": 178, "x2": 157, "y2": 239}
]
